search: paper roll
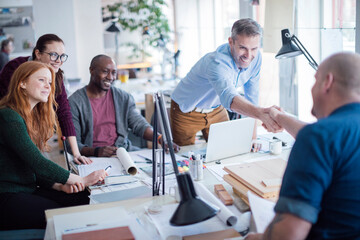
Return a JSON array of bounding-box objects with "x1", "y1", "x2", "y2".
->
[
  {"x1": 116, "y1": 147, "x2": 137, "y2": 175},
  {"x1": 194, "y1": 182, "x2": 237, "y2": 226}
]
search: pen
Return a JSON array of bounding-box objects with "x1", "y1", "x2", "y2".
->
[
  {"x1": 63, "y1": 223, "x2": 98, "y2": 233},
  {"x1": 134, "y1": 161, "x2": 152, "y2": 164},
  {"x1": 105, "y1": 165, "x2": 112, "y2": 173}
]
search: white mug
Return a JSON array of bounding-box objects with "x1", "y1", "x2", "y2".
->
[
  {"x1": 269, "y1": 139, "x2": 282, "y2": 155},
  {"x1": 169, "y1": 185, "x2": 180, "y2": 202}
]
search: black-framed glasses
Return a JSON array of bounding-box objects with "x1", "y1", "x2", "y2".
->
[{"x1": 41, "y1": 51, "x2": 68, "y2": 62}]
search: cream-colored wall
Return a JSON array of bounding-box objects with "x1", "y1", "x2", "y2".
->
[{"x1": 32, "y1": 0, "x2": 104, "y2": 84}]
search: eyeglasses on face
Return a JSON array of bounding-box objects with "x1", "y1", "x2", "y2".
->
[{"x1": 41, "y1": 51, "x2": 68, "y2": 62}]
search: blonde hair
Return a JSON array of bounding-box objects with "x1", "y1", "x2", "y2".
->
[{"x1": 0, "y1": 61, "x2": 57, "y2": 151}]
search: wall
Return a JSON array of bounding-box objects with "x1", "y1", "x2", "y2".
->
[
  {"x1": 296, "y1": 0, "x2": 320, "y2": 122},
  {"x1": 32, "y1": 0, "x2": 104, "y2": 83},
  {"x1": 174, "y1": 0, "x2": 239, "y2": 78}
]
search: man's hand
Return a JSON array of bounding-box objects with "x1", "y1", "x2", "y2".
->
[
  {"x1": 158, "y1": 136, "x2": 180, "y2": 153},
  {"x1": 98, "y1": 146, "x2": 118, "y2": 157},
  {"x1": 167, "y1": 142, "x2": 180, "y2": 153},
  {"x1": 269, "y1": 106, "x2": 285, "y2": 122},
  {"x1": 260, "y1": 106, "x2": 283, "y2": 133},
  {"x1": 73, "y1": 155, "x2": 93, "y2": 165}
]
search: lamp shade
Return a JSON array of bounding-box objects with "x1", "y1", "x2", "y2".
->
[
  {"x1": 106, "y1": 22, "x2": 120, "y2": 33},
  {"x1": 275, "y1": 29, "x2": 302, "y2": 59},
  {"x1": 170, "y1": 173, "x2": 219, "y2": 226}
]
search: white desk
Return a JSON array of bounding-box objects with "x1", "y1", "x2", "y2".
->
[{"x1": 45, "y1": 132, "x2": 293, "y2": 239}]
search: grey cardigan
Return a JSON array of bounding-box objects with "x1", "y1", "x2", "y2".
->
[{"x1": 68, "y1": 86, "x2": 151, "y2": 152}]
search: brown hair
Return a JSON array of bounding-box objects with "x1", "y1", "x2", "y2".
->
[
  {"x1": 0, "y1": 61, "x2": 57, "y2": 151},
  {"x1": 231, "y1": 18, "x2": 262, "y2": 40},
  {"x1": 32, "y1": 34, "x2": 65, "y2": 97}
]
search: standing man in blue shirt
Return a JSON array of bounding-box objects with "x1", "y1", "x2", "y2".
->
[
  {"x1": 171, "y1": 18, "x2": 281, "y2": 146},
  {"x1": 247, "y1": 52, "x2": 360, "y2": 239}
]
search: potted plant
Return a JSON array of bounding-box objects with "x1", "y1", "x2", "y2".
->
[{"x1": 106, "y1": 0, "x2": 171, "y2": 60}]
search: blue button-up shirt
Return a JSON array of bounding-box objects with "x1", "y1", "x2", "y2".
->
[{"x1": 171, "y1": 43, "x2": 262, "y2": 113}]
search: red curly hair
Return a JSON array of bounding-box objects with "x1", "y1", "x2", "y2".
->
[{"x1": 0, "y1": 61, "x2": 57, "y2": 151}]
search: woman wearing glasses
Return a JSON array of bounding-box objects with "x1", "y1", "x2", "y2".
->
[{"x1": 0, "y1": 34, "x2": 91, "y2": 165}]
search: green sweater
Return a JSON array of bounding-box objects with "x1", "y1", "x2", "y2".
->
[{"x1": 0, "y1": 108, "x2": 70, "y2": 194}]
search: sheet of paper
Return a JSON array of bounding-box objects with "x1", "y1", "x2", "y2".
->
[
  {"x1": 90, "y1": 182, "x2": 145, "y2": 197},
  {"x1": 77, "y1": 157, "x2": 125, "y2": 177},
  {"x1": 148, "y1": 203, "x2": 250, "y2": 239},
  {"x1": 134, "y1": 148, "x2": 187, "y2": 163},
  {"x1": 247, "y1": 191, "x2": 275, "y2": 233},
  {"x1": 53, "y1": 207, "x2": 126, "y2": 240},
  {"x1": 89, "y1": 185, "x2": 152, "y2": 204},
  {"x1": 53, "y1": 206, "x2": 149, "y2": 240},
  {"x1": 141, "y1": 174, "x2": 177, "y2": 194},
  {"x1": 148, "y1": 203, "x2": 230, "y2": 239}
]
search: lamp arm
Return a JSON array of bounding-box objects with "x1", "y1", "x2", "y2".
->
[
  {"x1": 291, "y1": 35, "x2": 318, "y2": 70},
  {"x1": 155, "y1": 92, "x2": 179, "y2": 175}
]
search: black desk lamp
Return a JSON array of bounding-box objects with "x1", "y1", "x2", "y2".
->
[
  {"x1": 152, "y1": 92, "x2": 219, "y2": 226},
  {"x1": 275, "y1": 29, "x2": 318, "y2": 70}
]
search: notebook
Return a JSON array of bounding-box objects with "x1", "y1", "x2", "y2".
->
[{"x1": 190, "y1": 118, "x2": 255, "y2": 163}]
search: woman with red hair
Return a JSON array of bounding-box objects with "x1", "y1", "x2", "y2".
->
[
  {"x1": 0, "y1": 34, "x2": 90, "y2": 164},
  {"x1": 0, "y1": 61, "x2": 107, "y2": 230}
]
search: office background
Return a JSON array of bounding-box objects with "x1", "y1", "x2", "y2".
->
[{"x1": 0, "y1": 0, "x2": 358, "y2": 123}]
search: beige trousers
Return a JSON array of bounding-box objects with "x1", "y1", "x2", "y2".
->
[{"x1": 170, "y1": 100, "x2": 229, "y2": 146}]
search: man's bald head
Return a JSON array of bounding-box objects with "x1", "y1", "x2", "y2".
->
[
  {"x1": 321, "y1": 52, "x2": 360, "y2": 96},
  {"x1": 90, "y1": 54, "x2": 113, "y2": 71},
  {"x1": 88, "y1": 54, "x2": 117, "y2": 93}
]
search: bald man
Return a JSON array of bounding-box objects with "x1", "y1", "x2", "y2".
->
[
  {"x1": 247, "y1": 52, "x2": 360, "y2": 240},
  {"x1": 68, "y1": 55, "x2": 179, "y2": 158}
]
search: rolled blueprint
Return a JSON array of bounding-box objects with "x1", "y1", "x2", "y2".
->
[
  {"x1": 194, "y1": 182, "x2": 237, "y2": 226},
  {"x1": 116, "y1": 147, "x2": 138, "y2": 175}
]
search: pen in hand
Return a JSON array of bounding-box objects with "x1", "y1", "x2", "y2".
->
[{"x1": 105, "y1": 165, "x2": 112, "y2": 174}]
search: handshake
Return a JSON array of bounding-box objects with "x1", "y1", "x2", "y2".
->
[
  {"x1": 260, "y1": 106, "x2": 285, "y2": 133},
  {"x1": 259, "y1": 106, "x2": 305, "y2": 139}
]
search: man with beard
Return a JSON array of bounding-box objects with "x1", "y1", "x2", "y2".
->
[
  {"x1": 68, "y1": 55, "x2": 179, "y2": 157},
  {"x1": 247, "y1": 52, "x2": 360, "y2": 239},
  {"x1": 170, "y1": 18, "x2": 282, "y2": 147}
]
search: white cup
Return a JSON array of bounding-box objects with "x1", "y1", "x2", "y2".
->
[
  {"x1": 169, "y1": 185, "x2": 180, "y2": 202},
  {"x1": 269, "y1": 139, "x2": 282, "y2": 155}
]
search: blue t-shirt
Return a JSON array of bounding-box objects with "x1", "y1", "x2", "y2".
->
[
  {"x1": 275, "y1": 103, "x2": 360, "y2": 239},
  {"x1": 171, "y1": 43, "x2": 262, "y2": 113}
]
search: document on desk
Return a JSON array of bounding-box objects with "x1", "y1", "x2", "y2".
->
[
  {"x1": 89, "y1": 185, "x2": 152, "y2": 204},
  {"x1": 148, "y1": 203, "x2": 250, "y2": 239},
  {"x1": 53, "y1": 206, "x2": 148, "y2": 240},
  {"x1": 75, "y1": 147, "x2": 138, "y2": 177},
  {"x1": 134, "y1": 148, "x2": 187, "y2": 163},
  {"x1": 248, "y1": 191, "x2": 275, "y2": 233}
]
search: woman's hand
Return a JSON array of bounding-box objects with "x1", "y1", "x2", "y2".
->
[
  {"x1": 73, "y1": 155, "x2": 92, "y2": 165},
  {"x1": 53, "y1": 182, "x2": 85, "y2": 193},
  {"x1": 60, "y1": 182, "x2": 85, "y2": 193},
  {"x1": 83, "y1": 169, "x2": 108, "y2": 186}
]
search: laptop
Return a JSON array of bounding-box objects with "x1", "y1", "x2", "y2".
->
[{"x1": 189, "y1": 118, "x2": 255, "y2": 163}]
